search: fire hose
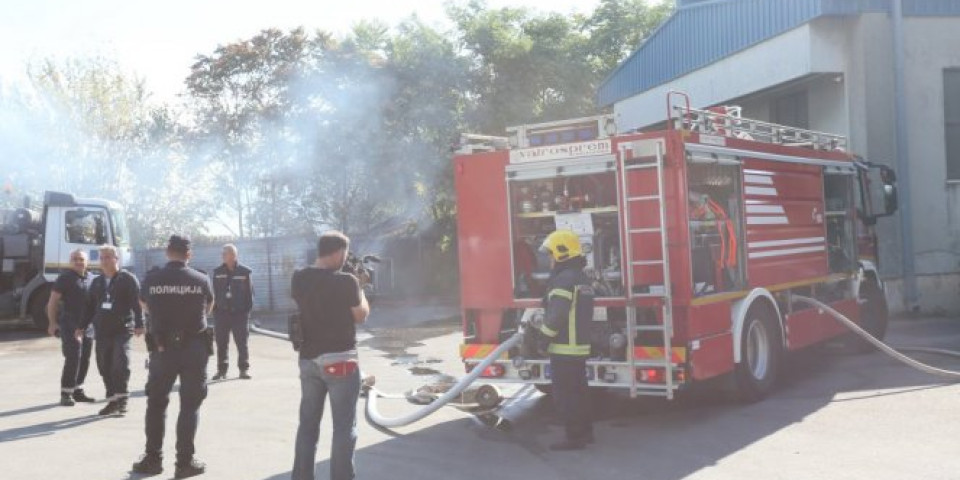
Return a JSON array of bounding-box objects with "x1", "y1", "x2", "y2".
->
[
  {"x1": 250, "y1": 323, "x2": 522, "y2": 428},
  {"x1": 365, "y1": 334, "x2": 521, "y2": 428},
  {"x1": 791, "y1": 295, "x2": 960, "y2": 380}
]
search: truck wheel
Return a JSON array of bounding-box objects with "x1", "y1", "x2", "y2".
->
[
  {"x1": 847, "y1": 281, "x2": 889, "y2": 354},
  {"x1": 734, "y1": 304, "x2": 782, "y2": 403},
  {"x1": 30, "y1": 285, "x2": 52, "y2": 331}
]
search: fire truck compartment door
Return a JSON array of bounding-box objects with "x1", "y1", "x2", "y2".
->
[{"x1": 505, "y1": 155, "x2": 616, "y2": 181}]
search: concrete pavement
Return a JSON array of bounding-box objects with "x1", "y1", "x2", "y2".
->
[{"x1": 1, "y1": 316, "x2": 959, "y2": 480}]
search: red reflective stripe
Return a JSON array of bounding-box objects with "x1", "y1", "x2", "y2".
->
[{"x1": 461, "y1": 344, "x2": 498, "y2": 359}]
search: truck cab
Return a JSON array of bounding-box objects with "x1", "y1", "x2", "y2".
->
[{"x1": 0, "y1": 191, "x2": 130, "y2": 328}]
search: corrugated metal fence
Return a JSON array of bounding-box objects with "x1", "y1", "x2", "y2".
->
[{"x1": 132, "y1": 234, "x2": 411, "y2": 313}]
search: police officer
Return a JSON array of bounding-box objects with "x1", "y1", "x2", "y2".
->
[
  {"x1": 46, "y1": 249, "x2": 96, "y2": 406},
  {"x1": 211, "y1": 243, "x2": 254, "y2": 380},
  {"x1": 537, "y1": 230, "x2": 595, "y2": 451},
  {"x1": 132, "y1": 235, "x2": 214, "y2": 478}
]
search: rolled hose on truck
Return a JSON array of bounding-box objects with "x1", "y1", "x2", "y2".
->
[
  {"x1": 251, "y1": 299, "x2": 960, "y2": 428},
  {"x1": 250, "y1": 323, "x2": 522, "y2": 428}
]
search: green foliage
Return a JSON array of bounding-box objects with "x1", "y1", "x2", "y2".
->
[{"x1": 581, "y1": 0, "x2": 674, "y2": 74}]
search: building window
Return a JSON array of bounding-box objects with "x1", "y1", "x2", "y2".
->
[
  {"x1": 773, "y1": 91, "x2": 809, "y2": 129},
  {"x1": 946, "y1": 69, "x2": 960, "y2": 181}
]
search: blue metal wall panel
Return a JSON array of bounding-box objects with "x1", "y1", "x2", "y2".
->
[
  {"x1": 597, "y1": 0, "x2": 960, "y2": 107},
  {"x1": 904, "y1": 0, "x2": 960, "y2": 16}
]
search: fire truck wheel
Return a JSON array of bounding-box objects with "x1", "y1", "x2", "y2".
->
[
  {"x1": 734, "y1": 304, "x2": 782, "y2": 403},
  {"x1": 847, "y1": 281, "x2": 889, "y2": 354},
  {"x1": 29, "y1": 285, "x2": 52, "y2": 331}
]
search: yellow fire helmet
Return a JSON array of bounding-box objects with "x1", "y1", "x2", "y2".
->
[{"x1": 540, "y1": 230, "x2": 582, "y2": 262}]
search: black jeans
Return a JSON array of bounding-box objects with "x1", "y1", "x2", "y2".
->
[
  {"x1": 96, "y1": 331, "x2": 132, "y2": 400},
  {"x1": 549, "y1": 354, "x2": 593, "y2": 442},
  {"x1": 60, "y1": 327, "x2": 92, "y2": 393},
  {"x1": 214, "y1": 311, "x2": 250, "y2": 371},
  {"x1": 145, "y1": 336, "x2": 209, "y2": 462}
]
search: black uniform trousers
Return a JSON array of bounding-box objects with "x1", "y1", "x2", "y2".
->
[
  {"x1": 145, "y1": 336, "x2": 209, "y2": 462},
  {"x1": 60, "y1": 325, "x2": 92, "y2": 392},
  {"x1": 549, "y1": 354, "x2": 593, "y2": 442},
  {"x1": 214, "y1": 311, "x2": 249, "y2": 372},
  {"x1": 96, "y1": 331, "x2": 132, "y2": 399}
]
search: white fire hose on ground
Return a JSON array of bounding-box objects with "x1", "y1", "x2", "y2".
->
[
  {"x1": 250, "y1": 323, "x2": 523, "y2": 428},
  {"x1": 365, "y1": 334, "x2": 522, "y2": 428},
  {"x1": 791, "y1": 295, "x2": 960, "y2": 380}
]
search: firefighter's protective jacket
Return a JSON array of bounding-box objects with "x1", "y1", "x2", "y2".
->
[{"x1": 539, "y1": 257, "x2": 594, "y2": 356}]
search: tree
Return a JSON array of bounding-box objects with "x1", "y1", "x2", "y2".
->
[
  {"x1": 0, "y1": 58, "x2": 220, "y2": 247},
  {"x1": 186, "y1": 28, "x2": 331, "y2": 237},
  {"x1": 580, "y1": 0, "x2": 674, "y2": 74},
  {"x1": 447, "y1": 1, "x2": 598, "y2": 133}
]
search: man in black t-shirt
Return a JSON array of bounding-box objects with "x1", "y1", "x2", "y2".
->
[
  {"x1": 291, "y1": 231, "x2": 369, "y2": 480},
  {"x1": 46, "y1": 249, "x2": 95, "y2": 406}
]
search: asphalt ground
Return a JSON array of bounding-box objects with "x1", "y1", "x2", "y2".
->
[{"x1": 1, "y1": 312, "x2": 959, "y2": 480}]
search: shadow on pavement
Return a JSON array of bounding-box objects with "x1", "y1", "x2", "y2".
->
[
  {"x1": 0, "y1": 329, "x2": 46, "y2": 342},
  {"x1": 0, "y1": 414, "x2": 109, "y2": 443},
  {"x1": 0, "y1": 402, "x2": 61, "y2": 419}
]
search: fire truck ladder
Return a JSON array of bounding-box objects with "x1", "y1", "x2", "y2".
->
[
  {"x1": 674, "y1": 105, "x2": 848, "y2": 151},
  {"x1": 620, "y1": 140, "x2": 677, "y2": 399}
]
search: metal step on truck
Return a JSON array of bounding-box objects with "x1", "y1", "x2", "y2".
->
[
  {"x1": 453, "y1": 92, "x2": 899, "y2": 401},
  {"x1": 0, "y1": 191, "x2": 130, "y2": 329}
]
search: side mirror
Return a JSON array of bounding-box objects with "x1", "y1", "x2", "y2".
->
[
  {"x1": 882, "y1": 183, "x2": 898, "y2": 216},
  {"x1": 860, "y1": 161, "x2": 898, "y2": 221}
]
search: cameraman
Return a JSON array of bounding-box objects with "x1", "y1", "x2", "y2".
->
[{"x1": 291, "y1": 231, "x2": 369, "y2": 480}]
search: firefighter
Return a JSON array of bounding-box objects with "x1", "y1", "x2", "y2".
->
[
  {"x1": 211, "y1": 244, "x2": 254, "y2": 380},
  {"x1": 537, "y1": 230, "x2": 595, "y2": 451},
  {"x1": 132, "y1": 235, "x2": 215, "y2": 478}
]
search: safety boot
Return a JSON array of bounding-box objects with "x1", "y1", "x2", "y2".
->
[
  {"x1": 98, "y1": 400, "x2": 120, "y2": 416},
  {"x1": 72, "y1": 389, "x2": 96, "y2": 403},
  {"x1": 60, "y1": 392, "x2": 75, "y2": 407},
  {"x1": 211, "y1": 369, "x2": 227, "y2": 381},
  {"x1": 174, "y1": 458, "x2": 206, "y2": 478},
  {"x1": 239, "y1": 370, "x2": 252, "y2": 380},
  {"x1": 132, "y1": 453, "x2": 163, "y2": 475}
]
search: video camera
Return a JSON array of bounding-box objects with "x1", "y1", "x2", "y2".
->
[{"x1": 342, "y1": 253, "x2": 381, "y2": 299}]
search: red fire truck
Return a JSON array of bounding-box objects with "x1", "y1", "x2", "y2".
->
[{"x1": 453, "y1": 93, "x2": 899, "y2": 400}]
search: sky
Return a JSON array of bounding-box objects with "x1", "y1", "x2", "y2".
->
[{"x1": 0, "y1": 0, "x2": 601, "y2": 102}]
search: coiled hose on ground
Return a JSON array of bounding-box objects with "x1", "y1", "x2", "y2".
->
[{"x1": 250, "y1": 324, "x2": 522, "y2": 428}]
